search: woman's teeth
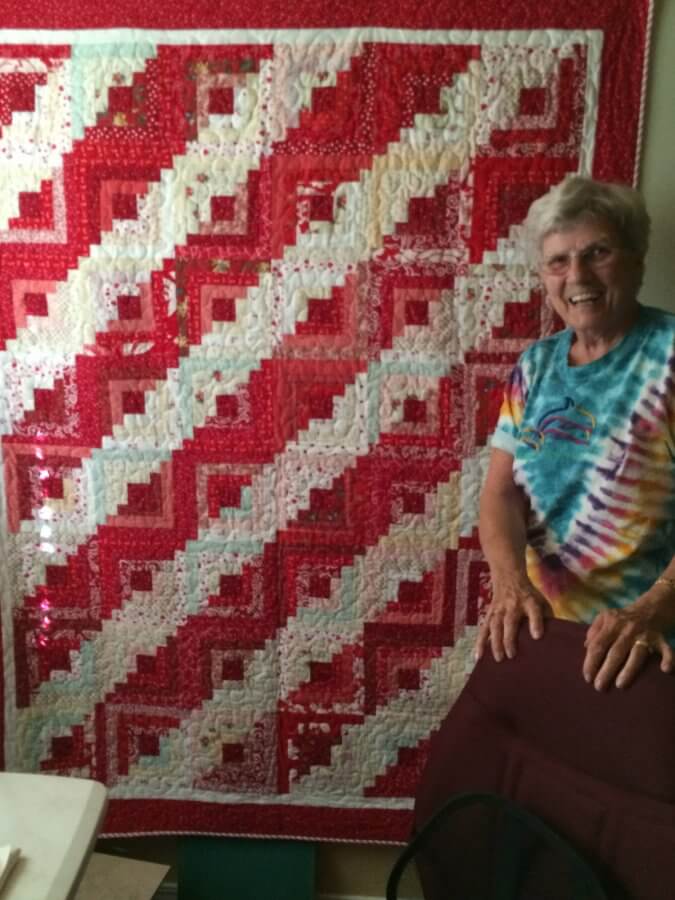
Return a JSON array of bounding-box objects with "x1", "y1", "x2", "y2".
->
[{"x1": 568, "y1": 293, "x2": 599, "y2": 306}]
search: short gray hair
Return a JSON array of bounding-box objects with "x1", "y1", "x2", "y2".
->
[{"x1": 522, "y1": 175, "x2": 650, "y2": 266}]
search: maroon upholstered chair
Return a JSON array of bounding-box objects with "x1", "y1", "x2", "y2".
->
[{"x1": 413, "y1": 619, "x2": 675, "y2": 900}]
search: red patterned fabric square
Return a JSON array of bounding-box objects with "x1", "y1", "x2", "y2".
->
[
  {"x1": 308, "y1": 194, "x2": 334, "y2": 221},
  {"x1": 211, "y1": 195, "x2": 236, "y2": 221},
  {"x1": 111, "y1": 192, "x2": 138, "y2": 220},
  {"x1": 117, "y1": 295, "x2": 142, "y2": 320},
  {"x1": 121, "y1": 390, "x2": 146, "y2": 415},
  {"x1": 211, "y1": 296, "x2": 236, "y2": 320},
  {"x1": 208, "y1": 87, "x2": 234, "y2": 114},
  {"x1": 23, "y1": 292, "x2": 48, "y2": 316}
]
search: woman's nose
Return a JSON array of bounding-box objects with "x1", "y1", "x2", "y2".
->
[{"x1": 567, "y1": 252, "x2": 591, "y2": 279}]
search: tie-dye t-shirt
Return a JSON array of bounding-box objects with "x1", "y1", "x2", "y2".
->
[{"x1": 491, "y1": 304, "x2": 675, "y2": 626}]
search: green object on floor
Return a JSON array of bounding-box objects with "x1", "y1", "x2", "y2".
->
[{"x1": 177, "y1": 836, "x2": 315, "y2": 900}]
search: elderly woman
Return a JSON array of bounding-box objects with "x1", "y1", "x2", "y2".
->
[
  {"x1": 477, "y1": 175, "x2": 675, "y2": 690},
  {"x1": 410, "y1": 177, "x2": 675, "y2": 899}
]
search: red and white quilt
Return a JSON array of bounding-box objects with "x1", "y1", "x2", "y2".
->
[{"x1": 0, "y1": 0, "x2": 651, "y2": 841}]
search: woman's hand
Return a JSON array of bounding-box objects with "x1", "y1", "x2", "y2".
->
[
  {"x1": 583, "y1": 587, "x2": 675, "y2": 690},
  {"x1": 476, "y1": 450, "x2": 551, "y2": 662},
  {"x1": 475, "y1": 570, "x2": 552, "y2": 662}
]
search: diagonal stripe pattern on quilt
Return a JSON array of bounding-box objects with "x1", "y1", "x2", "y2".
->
[{"x1": 0, "y1": 0, "x2": 652, "y2": 841}]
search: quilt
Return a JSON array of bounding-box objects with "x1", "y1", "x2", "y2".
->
[{"x1": 0, "y1": 0, "x2": 652, "y2": 842}]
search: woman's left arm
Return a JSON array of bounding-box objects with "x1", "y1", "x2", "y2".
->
[{"x1": 583, "y1": 564, "x2": 675, "y2": 690}]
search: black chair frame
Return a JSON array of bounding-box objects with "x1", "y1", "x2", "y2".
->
[{"x1": 386, "y1": 791, "x2": 608, "y2": 900}]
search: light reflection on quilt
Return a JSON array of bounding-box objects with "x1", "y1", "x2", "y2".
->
[{"x1": 0, "y1": 11, "x2": 649, "y2": 841}]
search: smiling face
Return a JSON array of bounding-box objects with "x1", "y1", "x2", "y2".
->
[{"x1": 539, "y1": 217, "x2": 643, "y2": 340}]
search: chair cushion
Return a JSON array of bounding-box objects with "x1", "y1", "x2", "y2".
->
[{"x1": 413, "y1": 620, "x2": 675, "y2": 900}]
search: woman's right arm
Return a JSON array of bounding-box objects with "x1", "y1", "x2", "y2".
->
[{"x1": 476, "y1": 447, "x2": 551, "y2": 661}]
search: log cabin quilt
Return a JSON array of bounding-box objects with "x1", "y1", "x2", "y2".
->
[{"x1": 0, "y1": 0, "x2": 652, "y2": 841}]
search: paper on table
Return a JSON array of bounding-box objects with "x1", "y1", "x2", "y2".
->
[
  {"x1": 73, "y1": 852, "x2": 170, "y2": 900},
  {"x1": 0, "y1": 845, "x2": 21, "y2": 895}
]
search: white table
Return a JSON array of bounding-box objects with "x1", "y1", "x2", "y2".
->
[{"x1": 0, "y1": 773, "x2": 107, "y2": 900}]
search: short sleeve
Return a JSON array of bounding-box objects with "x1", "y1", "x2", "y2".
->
[{"x1": 490, "y1": 361, "x2": 529, "y2": 456}]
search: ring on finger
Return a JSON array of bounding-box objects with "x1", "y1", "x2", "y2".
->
[{"x1": 633, "y1": 638, "x2": 654, "y2": 654}]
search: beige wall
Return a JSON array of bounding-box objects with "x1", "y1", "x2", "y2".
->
[
  {"x1": 640, "y1": 0, "x2": 675, "y2": 313},
  {"x1": 320, "y1": 3, "x2": 675, "y2": 896}
]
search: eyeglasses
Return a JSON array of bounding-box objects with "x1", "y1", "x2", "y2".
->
[{"x1": 540, "y1": 242, "x2": 621, "y2": 276}]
